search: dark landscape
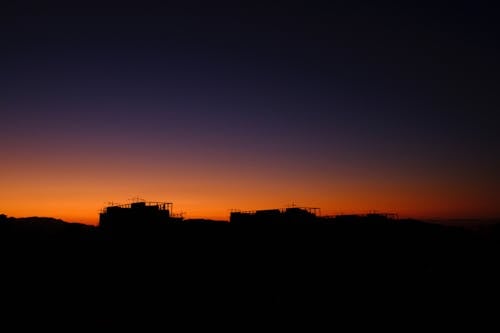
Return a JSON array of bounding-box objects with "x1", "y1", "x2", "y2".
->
[{"x1": 2, "y1": 211, "x2": 500, "y2": 328}]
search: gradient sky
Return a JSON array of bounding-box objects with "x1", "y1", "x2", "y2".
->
[{"x1": 1, "y1": 1, "x2": 499, "y2": 224}]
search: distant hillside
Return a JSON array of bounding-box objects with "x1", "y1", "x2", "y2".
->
[
  {"x1": 183, "y1": 218, "x2": 228, "y2": 224},
  {"x1": 0, "y1": 214, "x2": 97, "y2": 240}
]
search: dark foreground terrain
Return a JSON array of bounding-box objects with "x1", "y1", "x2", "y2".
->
[{"x1": 1, "y1": 214, "x2": 500, "y2": 329}]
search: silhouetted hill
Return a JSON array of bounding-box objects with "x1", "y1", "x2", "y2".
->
[
  {"x1": 184, "y1": 218, "x2": 228, "y2": 224},
  {"x1": 1, "y1": 213, "x2": 500, "y2": 329},
  {"x1": 0, "y1": 214, "x2": 97, "y2": 241},
  {"x1": 428, "y1": 218, "x2": 500, "y2": 240}
]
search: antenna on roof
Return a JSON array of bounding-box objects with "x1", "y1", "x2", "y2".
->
[{"x1": 128, "y1": 196, "x2": 145, "y2": 203}]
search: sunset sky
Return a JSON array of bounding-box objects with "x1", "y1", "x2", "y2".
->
[{"x1": 1, "y1": 1, "x2": 499, "y2": 224}]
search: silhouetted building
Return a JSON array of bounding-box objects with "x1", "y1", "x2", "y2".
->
[
  {"x1": 230, "y1": 207, "x2": 319, "y2": 224},
  {"x1": 230, "y1": 207, "x2": 400, "y2": 226},
  {"x1": 99, "y1": 200, "x2": 183, "y2": 231}
]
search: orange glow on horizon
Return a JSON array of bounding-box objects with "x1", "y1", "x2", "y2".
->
[
  {"x1": 2, "y1": 173, "x2": 498, "y2": 225},
  {"x1": 2, "y1": 143, "x2": 499, "y2": 225}
]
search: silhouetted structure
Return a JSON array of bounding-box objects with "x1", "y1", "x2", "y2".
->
[
  {"x1": 230, "y1": 206, "x2": 320, "y2": 225},
  {"x1": 99, "y1": 200, "x2": 183, "y2": 231},
  {"x1": 323, "y1": 212, "x2": 398, "y2": 222},
  {"x1": 230, "y1": 207, "x2": 403, "y2": 226}
]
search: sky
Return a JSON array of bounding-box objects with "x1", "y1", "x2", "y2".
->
[{"x1": 1, "y1": 1, "x2": 499, "y2": 224}]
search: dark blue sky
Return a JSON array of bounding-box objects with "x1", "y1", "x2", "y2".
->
[{"x1": 1, "y1": 1, "x2": 499, "y2": 221}]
